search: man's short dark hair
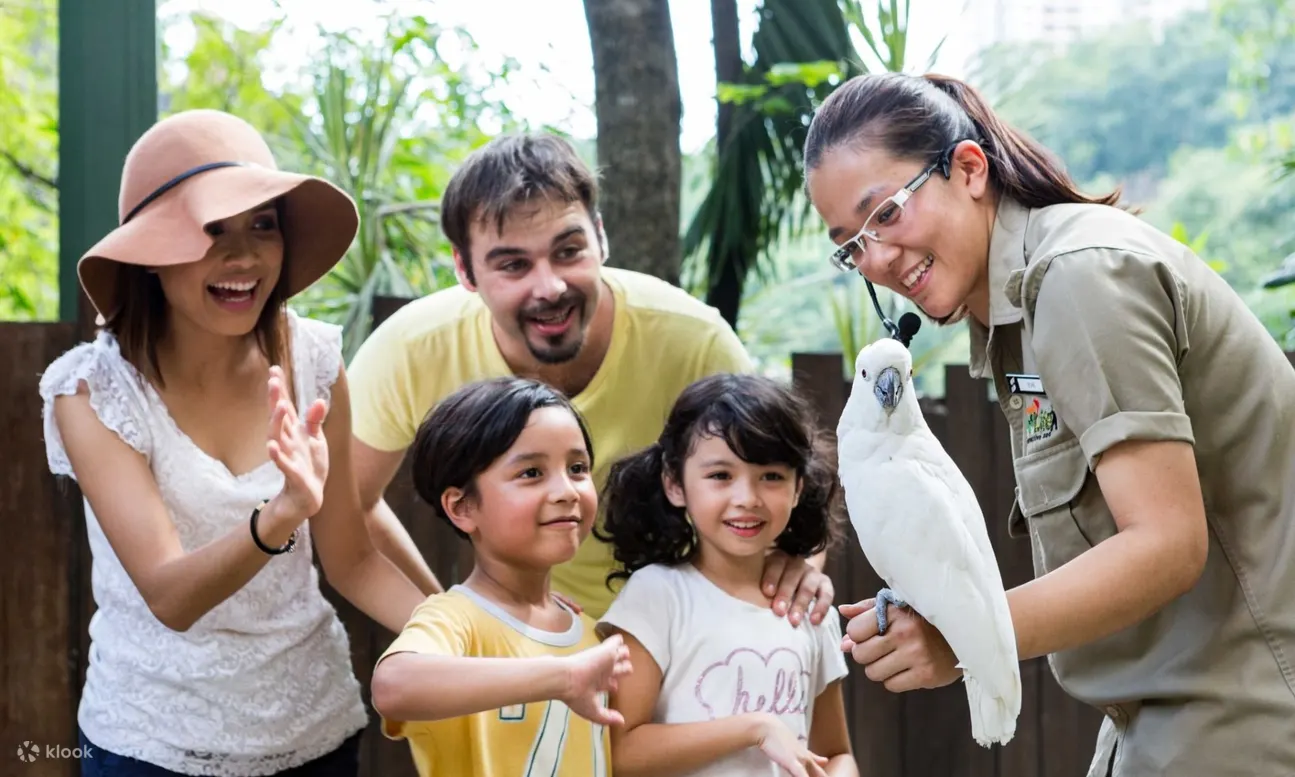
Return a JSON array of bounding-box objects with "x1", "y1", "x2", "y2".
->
[{"x1": 441, "y1": 133, "x2": 600, "y2": 283}]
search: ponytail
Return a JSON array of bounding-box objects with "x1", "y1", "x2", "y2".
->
[
  {"x1": 594, "y1": 442, "x2": 698, "y2": 587},
  {"x1": 922, "y1": 74, "x2": 1121, "y2": 208},
  {"x1": 805, "y1": 71, "x2": 1122, "y2": 210}
]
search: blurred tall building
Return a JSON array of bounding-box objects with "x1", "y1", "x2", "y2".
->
[{"x1": 963, "y1": 0, "x2": 1210, "y2": 48}]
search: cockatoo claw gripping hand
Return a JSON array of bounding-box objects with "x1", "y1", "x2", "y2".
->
[{"x1": 875, "y1": 588, "x2": 908, "y2": 635}]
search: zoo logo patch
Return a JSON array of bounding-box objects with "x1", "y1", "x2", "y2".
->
[{"x1": 1024, "y1": 396, "x2": 1058, "y2": 446}]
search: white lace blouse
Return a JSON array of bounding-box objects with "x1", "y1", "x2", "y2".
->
[{"x1": 39, "y1": 311, "x2": 368, "y2": 776}]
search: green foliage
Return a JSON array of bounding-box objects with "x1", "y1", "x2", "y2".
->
[
  {"x1": 1214, "y1": 0, "x2": 1295, "y2": 173},
  {"x1": 717, "y1": 60, "x2": 847, "y2": 107},
  {"x1": 156, "y1": 10, "x2": 524, "y2": 357},
  {"x1": 683, "y1": 0, "x2": 862, "y2": 314},
  {"x1": 1141, "y1": 143, "x2": 1295, "y2": 290},
  {"x1": 0, "y1": 2, "x2": 527, "y2": 339},
  {"x1": 840, "y1": 0, "x2": 948, "y2": 74},
  {"x1": 827, "y1": 276, "x2": 888, "y2": 372},
  {"x1": 0, "y1": 0, "x2": 58, "y2": 320},
  {"x1": 160, "y1": 13, "x2": 297, "y2": 136},
  {"x1": 974, "y1": 12, "x2": 1295, "y2": 183}
]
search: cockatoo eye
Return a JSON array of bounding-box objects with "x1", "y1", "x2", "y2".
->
[{"x1": 860, "y1": 369, "x2": 868, "y2": 380}]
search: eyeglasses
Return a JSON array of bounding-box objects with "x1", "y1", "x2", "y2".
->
[{"x1": 827, "y1": 160, "x2": 942, "y2": 274}]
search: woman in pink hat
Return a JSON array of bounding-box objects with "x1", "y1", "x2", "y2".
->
[{"x1": 39, "y1": 109, "x2": 427, "y2": 776}]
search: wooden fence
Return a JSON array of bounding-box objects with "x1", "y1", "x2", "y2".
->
[{"x1": 3, "y1": 301, "x2": 1112, "y2": 777}]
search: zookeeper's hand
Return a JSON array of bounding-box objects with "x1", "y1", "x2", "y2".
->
[
  {"x1": 840, "y1": 598, "x2": 962, "y2": 692},
  {"x1": 761, "y1": 551, "x2": 835, "y2": 627}
]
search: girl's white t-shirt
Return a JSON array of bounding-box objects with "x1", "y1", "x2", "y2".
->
[
  {"x1": 38, "y1": 311, "x2": 367, "y2": 776},
  {"x1": 598, "y1": 562, "x2": 850, "y2": 777}
]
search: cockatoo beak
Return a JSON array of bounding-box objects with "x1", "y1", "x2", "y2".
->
[{"x1": 874, "y1": 366, "x2": 903, "y2": 413}]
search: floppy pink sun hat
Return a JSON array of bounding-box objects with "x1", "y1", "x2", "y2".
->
[{"x1": 78, "y1": 109, "x2": 359, "y2": 324}]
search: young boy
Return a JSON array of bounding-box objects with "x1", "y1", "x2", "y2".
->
[{"x1": 371, "y1": 377, "x2": 632, "y2": 776}]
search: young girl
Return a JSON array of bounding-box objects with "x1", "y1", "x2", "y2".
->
[
  {"x1": 596, "y1": 373, "x2": 858, "y2": 777},
  {"x1": 39, "y1": 109, "x2": 425, "y2": 776}
]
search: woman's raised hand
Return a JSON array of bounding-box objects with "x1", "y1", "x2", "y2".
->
[{"x1": 266, "y1": 365, "x2": 329, "y2": 523}]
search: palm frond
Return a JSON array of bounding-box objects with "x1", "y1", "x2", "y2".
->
[{"x1": 684, "y1": 0, "x2": 861, "y2": 315}]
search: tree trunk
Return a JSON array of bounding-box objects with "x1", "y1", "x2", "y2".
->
[
  {"x1": 711, "y1": 0, "x2": 740, "y2": 146},
  {"x1": 583, "y1": 0, "x2": 682, "y2": 285},
  {"x1": 705, "y1": 0, "x2": 746, "y2": 327}
]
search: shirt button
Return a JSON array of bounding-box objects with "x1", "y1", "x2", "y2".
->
[{"x1": 1008, "y1": 395, "x2": 1024, "y2": 410}]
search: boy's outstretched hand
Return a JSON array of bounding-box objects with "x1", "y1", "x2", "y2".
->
[{"x1": 559, "y1": 634, "x2": 633, "y2": 726}]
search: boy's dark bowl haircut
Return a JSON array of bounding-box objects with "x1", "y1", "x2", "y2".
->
[{"x1": 409, "y1": 377, "x2": 595, "y2": 541}]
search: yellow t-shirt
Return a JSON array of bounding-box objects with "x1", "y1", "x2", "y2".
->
[
  {"x1": 378, "y1": 587, "x2": 611, "y2": 777},
  {"x1": 347, "y1": 267, "x2": 754, "y2": 616}
]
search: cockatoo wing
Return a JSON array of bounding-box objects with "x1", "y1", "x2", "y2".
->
[{"x1": 928, "y1": 447, "x2": 1000, "y2": 571}]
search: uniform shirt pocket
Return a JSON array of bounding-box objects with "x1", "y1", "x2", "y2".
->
[{"x1": 1013, "y1": 437, "x2": 1115, "y2": 575}]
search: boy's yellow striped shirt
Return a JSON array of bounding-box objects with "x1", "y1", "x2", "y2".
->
[{"x1": 378, "y1": 586, "x2": 611, "y2": 777}]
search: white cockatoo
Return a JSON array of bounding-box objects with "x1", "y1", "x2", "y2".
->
[{"x1": 836, "y1": 336, "x2": 1021, "y2": 747}]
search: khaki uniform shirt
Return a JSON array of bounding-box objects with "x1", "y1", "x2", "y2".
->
[{"x1": 969, "y1": 197, "x2": 1295, "y2": 776}]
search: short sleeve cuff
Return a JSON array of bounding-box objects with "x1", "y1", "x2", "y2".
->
[
  {"x1": 598, "y1": 606, "x2": 670, "y2": 674},
  {"x1": 375, "y1": 633, "x2": 436, "y2": 741},
  {"x1": 352, "y1": 418, "x2": 415, "y2": 454},
  {"x1": 375, "y1": 635, "x2": 440, "y2": 670},
  {"x1": 1079, "y1": 410, "x2": 1195, "y2": 469},
  {"x1": 816, "y1": 610, "x2": 850, "y2": 691},
  {"x1": 381, "y1": 717, "x2": 408, "y2": 741}
]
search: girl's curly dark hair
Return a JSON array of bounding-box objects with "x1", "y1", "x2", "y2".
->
[{"x1": 595, "y1": 373, "x2": 843, "y2": 586}]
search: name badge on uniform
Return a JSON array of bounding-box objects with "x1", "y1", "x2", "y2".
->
[{"x1": 1006, "y1": 373, "x2": 1045, "y2": 395}]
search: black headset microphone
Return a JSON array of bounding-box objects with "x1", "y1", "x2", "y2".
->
[
  {"x1": 895, "y1": 312, "x2": 922, "y2": 347},
  {"x1": 862, "y1": 277, "x2": 923, "y2": 349}
]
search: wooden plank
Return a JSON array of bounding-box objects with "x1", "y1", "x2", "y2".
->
[
  {"x1": 371, "y1": 295, "x2": 417, "y2": 329},
  {"x1": 988, "y1": 406, "x2": 1042, "y2": 777},
  {"x1": 790, "y1": 352, "x2": 847, "y2": 433},
  {"x1": 1, "y1": 323, "x2": 81, "y2": 776}
]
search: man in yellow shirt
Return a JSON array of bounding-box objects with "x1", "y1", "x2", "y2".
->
[{"x1": 348, "y1": 132, "x2": 834, "y2": 620}]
